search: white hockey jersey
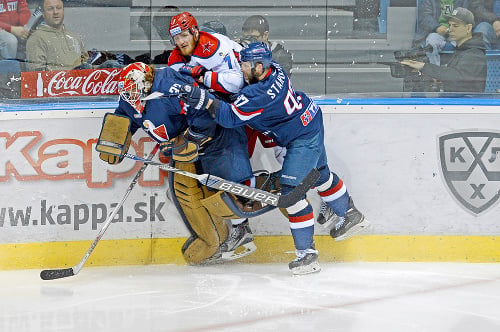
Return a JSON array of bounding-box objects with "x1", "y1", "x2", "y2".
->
[{"x1": 168, "y1": 31, "x2": 244, "y2": 94}]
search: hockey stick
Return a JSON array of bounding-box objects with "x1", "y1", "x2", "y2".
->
[
  {"x1": 40, "y1": 145, "x2": 159, "y2": 281},
  {"x1": 140, "y1": 91, "x2": 184, "y2": 101},
  {"x1": 123, "y1": 153, "x2": 320, "y2": 209}
]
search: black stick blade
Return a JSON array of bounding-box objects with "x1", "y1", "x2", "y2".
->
[
  {"x1": 40, "y1": 268, "x2": 75, "y2": 280},
  {"x1": 277, "y1": 168, "x2": 320, "y2": 208}
]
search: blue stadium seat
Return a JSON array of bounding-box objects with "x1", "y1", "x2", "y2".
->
[
  {"x1": 378, "y1": 0, "x2": 390, "y2": 33},
  {"x1": 485, "y1": 50, "x2": 500, "y2": 93}
]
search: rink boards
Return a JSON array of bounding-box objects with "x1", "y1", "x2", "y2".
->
[{"x1": 1, "y1": 99, "x2": 499, "y2": 269}]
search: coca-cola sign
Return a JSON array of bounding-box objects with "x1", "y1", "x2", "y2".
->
[{"x1": 21, "y1": 68, "x2": 122, "y2": 98}]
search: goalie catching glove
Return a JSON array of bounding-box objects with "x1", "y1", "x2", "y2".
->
[{"x1": 160, "y1": 128, "x2": 212, "y2": 163}]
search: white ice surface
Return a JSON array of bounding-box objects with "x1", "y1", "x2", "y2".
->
[{"x1": 1, "y1": 262, "x2": 500, "y2": 332}]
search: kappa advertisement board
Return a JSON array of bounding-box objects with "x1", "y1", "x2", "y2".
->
[
  {"x1": 0, "y1": 116, "x2": 193, "y2": 243},
  {"x1": 1, "y1": 106, "x2": 500, "y2": 245}
]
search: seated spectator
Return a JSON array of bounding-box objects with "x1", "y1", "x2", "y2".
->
[
  {"x1": 241, "y1": 15, "x2": 293, "y2": 76},
  {"x1": 415, "y1": 0, "x2": 464, "y2": 65},
  {"x1": 149, "y1": 6, "x2": 180, "y2": 65},
  {"x1": 26, "y1": 0, "x2": 121, "y2": 71},
  {"x1": 200, "y1": 20, "x2": 227, "y2": 35},
  {"x1": 402, "y1": 7, "x2": 487, "y2": 92},
  {"x1": 0, "y1": 0, "x2": 30, "y2": 60},
  {"x1": 469, "y1": 0, "x2": 500, "y2": 50}
]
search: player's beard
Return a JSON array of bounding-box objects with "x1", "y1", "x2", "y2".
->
[
  {"x1": 178, "y1": 37, "x2": 197, "y2": 57},
  {"x1": 247, "y1": 68, "x2": 260, "y2": 84}
]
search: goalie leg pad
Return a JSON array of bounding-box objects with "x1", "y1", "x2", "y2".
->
[{"x1": 172, "y1": 162, "x2": 229, "y2": 264}]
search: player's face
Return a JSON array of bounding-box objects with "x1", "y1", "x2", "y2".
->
[
  {"x1": 241, "y1": 61, "x2": 261, "y2": 84},
  {"x1": 42, "y1": 0, "x2": 64, "y2": 29},
  {"x1": 173, "y1": 29, "x2": 198, "y2": 56}
]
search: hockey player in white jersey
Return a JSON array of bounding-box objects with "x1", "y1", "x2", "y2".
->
[
  {"x1": 167, "y1": 11, "x2": 244, "y2": 95},
  {"x1": 168, "y1": 11, "x2": 255, "y2": 260}
]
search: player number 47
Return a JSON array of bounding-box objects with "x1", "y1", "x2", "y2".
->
[{"x1": 284, "y1": 88, "x2": 303, "y2": 115}]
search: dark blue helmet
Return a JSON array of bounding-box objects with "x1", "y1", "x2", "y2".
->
[{"x1": 240, "y1": 42, "x2": 272, "y2": 68}]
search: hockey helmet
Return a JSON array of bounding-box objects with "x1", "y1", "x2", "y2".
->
[
  {"x1": 240, "y1": 42, "x2": 272, "y2": 68},
  {"x1": 169, "y1": 12, "x2": 198, "y2": 37},
  {"x1": 117, "y1": 62, "x2": 153, "y2": 113}
]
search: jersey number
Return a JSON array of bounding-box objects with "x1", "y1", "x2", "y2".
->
[
  {"x1": 284, "y1": 89, "x2": 303, "y2": 115},
  {"x1": 223, "y1": 54, "x2": 233, "y2": 69}
]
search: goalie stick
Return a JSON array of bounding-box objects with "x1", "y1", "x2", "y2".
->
[
  {"x1": 123, "y1": 153, "x2": 320, "y2": 209},
  {"x1": 40, "y1": 146, "x2": 159, "y2": 281},
  {"x1": 140, "y1": 91, "x2": 184, "y2": 101}
]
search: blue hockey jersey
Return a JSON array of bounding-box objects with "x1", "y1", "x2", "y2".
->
[
  {"x1": 114, "y1": 66, "x2": 252, "y2": 182},
  {"x1": 214, "y1": 63, "x2": 323, "y2": 147},
  {"x1": 115, "y1": 66, "x2": 216, "y2": 143}
]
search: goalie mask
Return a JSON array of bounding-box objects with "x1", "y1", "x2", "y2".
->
[{"x1": 117, "y1": 62, "x2": 153, "y2": 113}]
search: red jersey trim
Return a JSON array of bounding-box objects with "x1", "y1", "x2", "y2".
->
[
  {"x1": 192, "y1": 31, "x2": 220, "y2": 59},
  {"x1": 167, "y1": 48, "x2": 187, "y2": 66}
]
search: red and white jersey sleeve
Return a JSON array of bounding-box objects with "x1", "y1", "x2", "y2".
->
[{"x1": 170, "y1": 31, "x2": 244, "y2": 94}]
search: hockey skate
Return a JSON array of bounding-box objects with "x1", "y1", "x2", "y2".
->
[
  {"x1": 288, "y1": 244, "x2": 321, "y2": 275},
  {"x1": 317, "y1": 200, "x2": 340, "y2": 229},
  {"x1": 329, "y1": 197, "x2": 370, "y2": 241},
  {"x1": 220, "y1": 220, "x2": 257, "y2": 261}
]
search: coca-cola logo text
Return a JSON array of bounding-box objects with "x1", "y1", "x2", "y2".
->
[{"x1": 21, "y1": 68, "x2": 122, "y2": 99}]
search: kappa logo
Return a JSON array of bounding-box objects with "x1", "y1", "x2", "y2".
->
[{"x1": 438, "y1": 130, "x2": 500, "y2": 215}]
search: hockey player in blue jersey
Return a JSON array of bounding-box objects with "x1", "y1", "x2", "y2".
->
[
  {"x1": 179, "y1": 42, "x2": 370, "y2": 275},
  {"x1": 96, "y1": 62, "x2": 256, "y2": 265}
]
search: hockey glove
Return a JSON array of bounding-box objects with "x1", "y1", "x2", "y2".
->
[
  {"x1": 159, "y1": 130, "x2": 202, "y2": 163},
  {"x1": 179, "y1": 65, "x2": 207, "y2": 79},
  {"x1": 159, "y1": 140, "x2": 174, "y2": 157},
  {"x1": 179, "y1": 84, "x2": 210, "y2": 111},
  {"x1": 185, "y1": 127, "x2": 212, "y2": 147}
]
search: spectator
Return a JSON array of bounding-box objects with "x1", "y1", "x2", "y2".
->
[
  {"x1": 200, "y1": 20, "x2": 227, "y2": 35},
  {"x1": 26, "y1": 0, "x2": 120, "y2": 71},
  {"x1": 469, "y1": 0, "x2": 500, "y2": 50},
  {"x1": 0, "y1": 0, "x2": 30, "y2": 60},
  {"x1": 153, "y1": 6, "x2": 180, "y2": 41},
  {"x1": 402, "y1": 7, "x2": 487, "y2": 92},
  {"x1": 241, "y1": 15, "x2": 293, "y2": 76},
  {"x1": 415, "y1": 0, "x2": 460, "y2": 65}
]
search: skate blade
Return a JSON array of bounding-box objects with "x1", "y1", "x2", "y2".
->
[
  {"x1": 290, "y1": 261, "x2": 321, "y2": 275},
  {"x1": 196, "y1": 252, "x2": 225, "y2": 265},
  {"x1": 221, "y1": 242, "x2": 257, "y2": 261},
  {"x1": 334, "y1": 218, "x2": 371, "y2": 241}
]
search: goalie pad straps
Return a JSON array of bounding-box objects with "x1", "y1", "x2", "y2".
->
[
  {"x1": 171, "y1": 134, "x2": 200, "y2": 163},
  {"x1": 172, "y1": 161, "x2": 229, "y2": 264},
  {"x1": 96, "y1": 113, "x2": 132, "y2": 164},
  {"x1": 161, "y1": 128, "x2": 210, "y2": 163}
]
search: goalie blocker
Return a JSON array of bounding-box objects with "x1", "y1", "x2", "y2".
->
[{"x1": 95, "y1": 113, "x2": 132, "y2": 164}]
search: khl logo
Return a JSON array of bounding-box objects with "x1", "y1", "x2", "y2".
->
[{"x1": 439, "y1": 131, "x2": 500, "y2": 215}]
